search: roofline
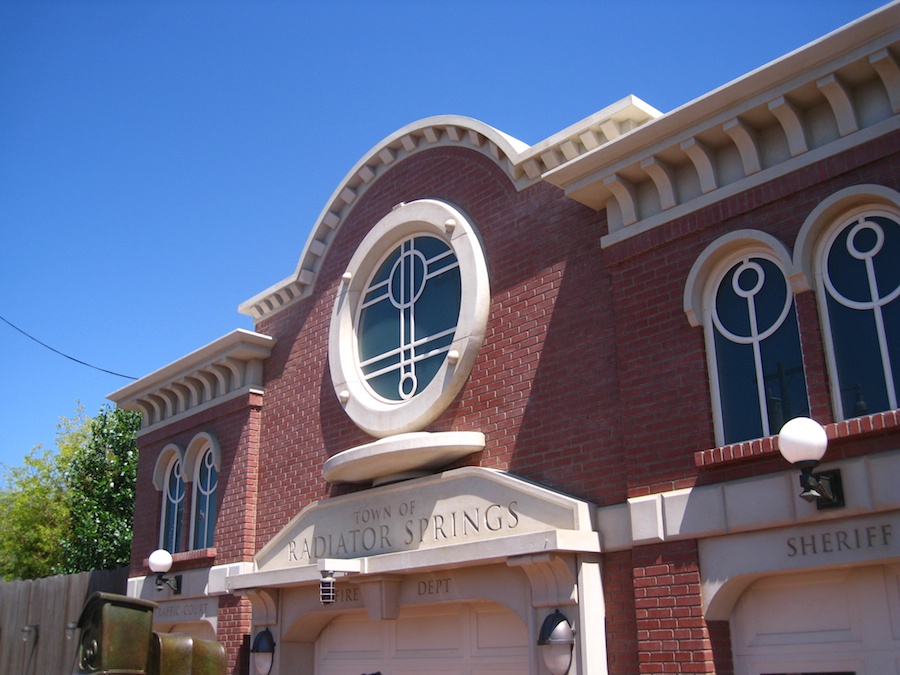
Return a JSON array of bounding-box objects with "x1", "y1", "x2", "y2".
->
[
  {"x1": 238, "y1": 1, "x2": 899, "y2": 323},
  {"x1": 239, "y1": 101, "x2": 659, "y2": 322},
  {"x1": 545, "y1": 0, "x2": 900, "y2": 189},
  {"x1": 108, "y1": 328, "x2": 275, "y2": 404}
]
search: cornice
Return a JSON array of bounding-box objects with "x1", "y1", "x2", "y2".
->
[
  {"x1": 239, "y1": 2, "x2": 899, "y2": 323},
  {"x1": 545, "y1": 3, "x2": 900, "y2": 245},
  {"x1": 107, "y1": 328, "x2": 275, "y2": 430},
  {"x1": 238, "y1": 101, "x2": 660, "y2": 322}
]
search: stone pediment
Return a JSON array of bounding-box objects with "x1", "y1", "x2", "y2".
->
[{"x1": 252, "y1": 467, "x2": 598, "y2": 578}]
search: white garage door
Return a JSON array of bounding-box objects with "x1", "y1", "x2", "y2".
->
[
  {"x1": 731, "y1": 564, "x2": 900, "y2": 675},
  {"x1": 316, "y1": 602, "x2": 530, "y2": 675}
]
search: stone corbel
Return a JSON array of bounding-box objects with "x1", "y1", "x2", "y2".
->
[
  {"x1": 640, "y1": 156, "x2": 677, "y2": 211},
  {"x1": 768, "y1": 97, "x2": 809, "y2": 157},
  {"x1": 603, "y1": 173, "x2": 638, "y2": 229},
  {"x1": 352, "y1": 575, "x2": 403, "y2": 621},
  {"x1": 680, "y1": 138, "x2": 718, "y2": 194},
  {"x1": 723, "y1": 118, "x2": 762, "y2": 176},
  {"x1": 817, "y1": 74, "x2": 859, "y2": 137},
  {"x1": 239, "y1": 588, "x2": 279, "y2": 627},
  {"x1": 870, "y1": 49, "x2": 900, "y2": 115},
  {"x1": 507, "y1": 552, "x2": 577, "y2": 608}
]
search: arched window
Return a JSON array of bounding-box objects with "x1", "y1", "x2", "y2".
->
[
  {"x1": 191, "y1": 446, "x2": 218, "y2": 549},
  {"x1": 711, "y1": 254, "x2": 809, "y2": 442},
  {"x1": 817, "y1": 208, "x2": 900, "y2": 418},
  {"x1": 160, "y1": 455, "x2": 185, "y2": 553},
  {"x1": 794, "y1": 185, "x2": 900, "y2": 422},
  {"x1": 685, "y1": 231, "x2": 810, "y2": 445}
]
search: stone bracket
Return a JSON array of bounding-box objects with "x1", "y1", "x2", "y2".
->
[
  {"x1": 507, "y1": 552, "x2": 577, "y2": 608},
  {"x1": 352, "y1": 575, "x2": 403, "y2": 621},
  {"x1": 239, "y1": 588, "x2": 279, "y2": 627}
]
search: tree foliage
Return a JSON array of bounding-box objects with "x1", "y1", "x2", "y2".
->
[
  {"x1": 0, "y1": 404, "x2": 140, "y2": 580},
  {"x1": 0, "y1": 444, "x2": 71, "y2": 580},
  {"x1": 61, "y1": 405, "x2": 141, "y2": 572}
]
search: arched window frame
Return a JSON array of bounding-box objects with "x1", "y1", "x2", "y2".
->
[
  {"x1": 795, "y1": 185, "x2": 900, "y2": 421},
  {"x1": 685, "y1": 230, "x2": 808, "y2": 445},
  {"x1": 183, "y1": 432, "x2": 220, "y2": 550},
  {"x1": 153, "y1": 444, "x2": 186, "y2": 553}
]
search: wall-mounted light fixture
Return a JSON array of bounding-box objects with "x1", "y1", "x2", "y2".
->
[
  {"x1": 250, "y1": 627, "x2": 276, "y2": 675},
  {"x1": 148, "y1": 549, "x2": 182, "y2": 594},
  {"x1": 777, "y1": 417, "x2": 844, "y2": 510},
  {"x1": 316, "y1": 558, "x2": 362, "y2": 605},
  {"x1": 537, "y1": 609, "x2": 575, "y2": 675},
  {"x1": 319, "y1": 570, "x2": 336, "y2": 605}
]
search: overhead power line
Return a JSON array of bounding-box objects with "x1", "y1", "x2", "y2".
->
[{"x1": 0, "y1": 313, "x2": 138, "y2": 380}]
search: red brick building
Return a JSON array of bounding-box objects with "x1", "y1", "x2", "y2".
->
[{"x1": 111, "y1": 5, "x2": 900, "y2": 673}]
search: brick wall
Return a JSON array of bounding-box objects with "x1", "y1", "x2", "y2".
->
[
  {"x1": 129, "y1": 126, "x2": 900, "y2": 673},
  {"x1": 610, "y1": 130, "x2": 900, "y2": 497},
  {"x1": 253, "y1": 147, "x2": 626, "y2": 549},
  {"x1": 632, "y1": 540, "x2": 731, "y2": 674},
  {"x1": 131, "y1": 393, "x2": 262, "y2": 575},
  {"x1": 129, "y1": 395, "x2": 261, "y2": 675}
]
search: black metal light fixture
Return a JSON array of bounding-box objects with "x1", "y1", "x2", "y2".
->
[
  {"x1": 777, "y1": 417, "x2": 844, "y2": 509},
  {"x1": 251, "y1": 627, "x2": 276, "y2": 675},
  {"x1": 537, "y1": 609, "x2": 575, "y2": 675},
  {"x1": 148, "y1": 549, "x2": 182, "y2": 594}
]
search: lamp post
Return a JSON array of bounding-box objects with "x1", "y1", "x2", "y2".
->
[{"x1": 777, "y1": 417, "x2": 844, "y2": 509}]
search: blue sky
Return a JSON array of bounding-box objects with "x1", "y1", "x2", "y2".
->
[{"x1": 0, "y1": 0, "x2": 889, "y2": 471}]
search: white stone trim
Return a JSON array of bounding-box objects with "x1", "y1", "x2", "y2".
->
[
  {"x1": 127, "y1": 561, "x2": 254, "y2": 598},
  {"x1": 794, "y1": 186, "x2": 900, "y2": 420},
  {"x1": 229, "y1": 529, "x2": 601, "y2": 594},
  {"x1": 328, "y1": 199, "x2": 490, "y2": 438},
  {"x1": 540, "y1": 6, "x2": 900, "y2": 243},
  {"x1": 323, "y1": 431, "x2": 485, "y2": 485},
  {"x1": 599, "y1": 116, "x2": 900, "y2": 248},
  {"x1": 700, "y1": 513, "x2": 900, "y2": 621},
  {"x1": 683, "y1": 230, "x2": 797, "y2": 445},
  {"x1": 870, "y1": 47, "x2": 900, "y2": 113},
  {"x1": 817, "y1": 73, "x2": 859, "y2": 137},
  {"x1": 152, "y1": 443, "x2": 184, "y2": 491},
  {"x1": 240, "y1": 98, "x2": 660, "y2": 322},
  {"x1": 238, "y1": 7, "x2": 898, "y2": 322},
  {"x1": 683, "y1": 229, "x2": 794, "y2": 328},
  {"x1": 108, "y1": 329, "x2": 274, "y2": 431},
  {"x1": 792, "y1": 183, "x2": 900, "y2": 294},
  {"x1": 598, "y1": 447, "x2": 900, "y2": 552},
  {"x1": 183, "y1": 432, "x2": 220, "y2": 478}
]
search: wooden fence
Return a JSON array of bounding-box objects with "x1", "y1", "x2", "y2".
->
[{"x1": 0, "y1": 568, "x2": 127, "y2": 675}]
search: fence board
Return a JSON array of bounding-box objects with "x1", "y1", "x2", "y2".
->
[{"x1": 0, "y1": 569, "x2": 126, "y2": 675}]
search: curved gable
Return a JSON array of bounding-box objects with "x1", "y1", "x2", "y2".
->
[{"x1": 238, "y1": 116, "x2": 533, "y2": 322}]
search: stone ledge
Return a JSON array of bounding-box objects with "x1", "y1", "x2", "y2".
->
[
  {"x1": 694, "y1": 409, "x2": 900, "y2": 467},
  {"x1": 140, "y1": 547, "x2": 217, "y2": 573}
]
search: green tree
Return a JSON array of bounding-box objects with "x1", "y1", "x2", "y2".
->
[
  {"x1": 0, "y1": 404, "x2": 140, "y2": 580},
  {"x1": 60, "y1": 405, "x2": 141, "y2": 572},
  {"x1": 0, "y1": 444, "x2": 70, "y2": 580},
  {"x1": 0, "y1": 407, "x2": 87, "y2": 580}
]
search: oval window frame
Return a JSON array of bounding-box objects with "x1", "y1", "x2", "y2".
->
[{"x1": 329, "y1": 199, "x2": 490, "y2": 437}]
